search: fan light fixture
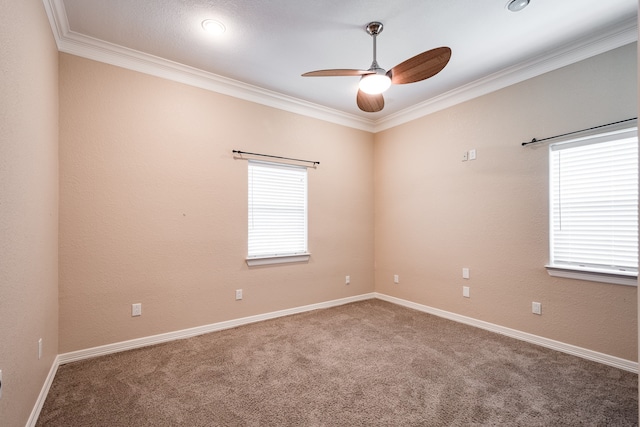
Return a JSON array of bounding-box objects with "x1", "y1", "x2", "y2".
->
[
  {"x1": 507, "y1": 0, "x2": 530, "y2": 12},
  {"x1": 359, "y1": 70, "x2": 391, "y2": 95},
  {"x1": 202, "y1": 19, "x2": 226, "y2": 35}
]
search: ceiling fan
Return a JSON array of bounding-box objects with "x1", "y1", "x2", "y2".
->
[{"x1": 302, "y1": 22, "x2": 451, "y2": 113}]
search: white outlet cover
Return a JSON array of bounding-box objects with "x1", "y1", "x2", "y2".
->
[
  {"x1": 345, "y1": 275, "x2": 350, "y2": 284},
  {"x1": 132, "y1": 303, "x2": 142, "y2": 316},
  {"x1": 393, "y1": 274, "x2": 399, "y2": 284},
  {"x1": 462, "y1": 268, "x2": 470, "y2": 279},
  {"x1": 532, "y1": 302, "x2": 542, "y2": 315},
  {"x1": 463, "y1": 286, "x2": 470, "y2": 298}
]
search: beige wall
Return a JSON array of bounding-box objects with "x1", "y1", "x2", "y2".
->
[
  {"x1": 59, "y1": 44, "x2": 638, "y2": 360},
  {"x1": 0, "y1": 0, "x2": 59, "y2": 425},
  {"x1": 58, "y1": 54, "x2": 375, "y2": 353},
  {"x1": 374, "y1": 43, "x2": 638, "y2": 361}
]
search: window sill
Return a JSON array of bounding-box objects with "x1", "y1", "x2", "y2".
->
[
  {"x1": 546, "y1": 265, "x2": 637, "y2": 287},
  {"x1": 246, "y1": 253, "x2": 311, "y2": 267}
]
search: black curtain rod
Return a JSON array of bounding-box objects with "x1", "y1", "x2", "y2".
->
[
  {"x1": 233, "y1": 150, "x2": 319, "y2": 165},
  {"x1": 521, "y1": 117, "x2": 637, "y2": 147}
]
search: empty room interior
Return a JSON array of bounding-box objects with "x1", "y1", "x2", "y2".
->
[{"x1": 2, "y1": 0, "x2": 640, "y2": 425}]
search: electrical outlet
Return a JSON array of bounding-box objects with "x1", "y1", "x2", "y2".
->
[
  {"x1": 132, "y1": 303, "x2": 142, "y2": 317},
  {"x1": 463, "y1": 286, "x2": 470, "y2": 298},
  {"x1": 393, "y1": 274, "x2": 399, "y2": 284},
  {"x1": 462, "y1": 267, "x2": 470, "y2": 279},
  {"x1": 462, "y1": 151, "x2": 468, "y2": 161},
  {"x1": 345, "y1": 275, "x2": 350, "y2": 285},
  {"x1": 532, "y1": 302, "x2": 542, "y2": 315},
  {"x1": 469, "y1": 149, "x2": 477, "y2": 160},
  {"x1": 235, "y1": 289, "x2": 243, "y2": 300},
  {"x1": 38, "y1": 338, "x2": 42, "y2": 360}
]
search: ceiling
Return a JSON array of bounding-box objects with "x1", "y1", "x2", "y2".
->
[{"x1": 44, "y1": 0, "x2": 637, "y2": 132}]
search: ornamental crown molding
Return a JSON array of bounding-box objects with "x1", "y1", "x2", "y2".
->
[{"x1": 42, "y1": 0, "x2": 637, "y2": 133}]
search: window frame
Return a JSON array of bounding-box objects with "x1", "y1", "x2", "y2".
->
[
  {"x1": 546, "y1": 125, "x2": 638, "y2": 286},
  {"x1": 246, "y1": 159, "x2": 310, "y2": 267}
]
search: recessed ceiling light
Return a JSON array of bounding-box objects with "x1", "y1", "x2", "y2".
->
[
  {"x1": 202, "y1": 19, "x2": 226, "y2": 35},
  {"x1": 507, "y1": 0, "x2": 530, "y2": 12}
]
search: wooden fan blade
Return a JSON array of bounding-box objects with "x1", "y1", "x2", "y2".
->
[
  {"x1": 357, "y1": 90, "x2": 384, "y2": 113},
  {"x1": 302, "y1": 69, "x2": 373, "y2": 77},
  {"x1": 387, "y1": 47, "x2": 452, "y2": 84}
]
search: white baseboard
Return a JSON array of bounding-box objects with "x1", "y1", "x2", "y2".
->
[
  {"x1": 26, "y1": 355, "x2": 60, "y2": 427},
  {"x1": 33, "y1": 291, "x2": 636, "y2": 425},
  {"x1": 58, "y1": 293, "x2": 376, "y2": 365},
  {"x1": 375, "y1": 292, "x2": 638, "y2": 373},
  {"x1": 57, "y1": 291, "x2": 638, "y2": 372}
]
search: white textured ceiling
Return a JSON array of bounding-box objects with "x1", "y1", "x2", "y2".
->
[{"x1": 45, "y1": 0, "x2": 637, "y2": 131}]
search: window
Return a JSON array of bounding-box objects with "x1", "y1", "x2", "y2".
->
[
  {"x1": 547, "y1": 126, "x2": 638, "y2": 286},
  {"x1": 247, "y1": 160, "x2": 309, "y2": 266}
]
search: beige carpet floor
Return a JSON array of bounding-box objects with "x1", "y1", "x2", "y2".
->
[{"x1": 37, "y1": 299, "x2": 638, "y2": 426}]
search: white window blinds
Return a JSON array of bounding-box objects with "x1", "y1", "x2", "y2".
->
[
  {"x1": 549, "y1": 127, "x2": 638, "y2": 274},
  {"x1": 248, "y1": 160, "x2": 308, "y2": 258}
]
